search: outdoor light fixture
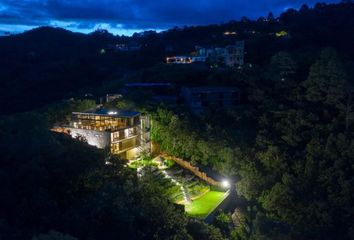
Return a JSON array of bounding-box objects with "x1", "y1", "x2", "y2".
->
[
  {"x1": 222, "y1": 180, "x2": 230, "y2": 188},
  {"x1": 108, "y1": 111, "x2": 118, "y2": 115}
]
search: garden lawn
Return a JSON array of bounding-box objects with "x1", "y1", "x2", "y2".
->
[
  {"x1": 185, "y1": 191, "x2": 226, "y2": 218},
  {"x1": 128, "y1": 159, "x2": 157, "y2": 169}
]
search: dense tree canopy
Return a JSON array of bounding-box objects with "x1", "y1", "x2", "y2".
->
[
  {"x1": 151, "y1": 47, "x2": 354, "y2": 239},
  {"x1": 2, "y1": 2, "x2": 354, "y2": 240},
  {"x1": 0, "y1": 112, "x2": 225, "y2": 240}
]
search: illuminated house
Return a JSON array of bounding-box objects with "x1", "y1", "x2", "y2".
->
[
  {"x1": 166, "y1": 41, "x2": 244, "y2": 66},
  {"x1": 65, "y1": 109, "x2": 150, "y2": 160},
  {"x1": 166, "y1": 56, "x2": 193, "y2": 64},
  {"x1": 181, "y1": 87, "x2": 241, "y2": 114}
]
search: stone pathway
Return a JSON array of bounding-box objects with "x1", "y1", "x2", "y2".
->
[{"x1": 161, "y1": 169, "x2": 191, "y2": 204}]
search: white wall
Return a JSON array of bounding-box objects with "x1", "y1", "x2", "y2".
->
[{"x1": 68, "y1": 128, "x2": 110, "y2": 149}]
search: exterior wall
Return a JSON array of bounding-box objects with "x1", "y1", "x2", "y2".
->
[
  {"x1": 126, "y1": 148, "x2": 139, "y2": 160},
  {"x1": 191, "y1": 56, "x2": 207, "y2": 62},
  {"x1": 151, "y1": 141, "x2": 161, "y2": 156},
  {"x1": 67, "y1": 128, "x2": 111, "y2": 149},
  {"x1": 59, "y1": 111, "x2": 151, "y2": 159},
  {"x1": 106, "y1": 94, "x2": 122, "y2": 103},
  {"x1": 140, "y1": 115, "x2": 151, "y2": 154},
  {"x1": 111, "y1": 136, "x2": 140, "y2": 154},
  {"x1": 195, "y1": 41, "x2": 244, "y2": 67}
]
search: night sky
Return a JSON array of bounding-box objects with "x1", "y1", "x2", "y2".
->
[{"x1": 0, "y1": 0, "x2": 340, "y2": 35}]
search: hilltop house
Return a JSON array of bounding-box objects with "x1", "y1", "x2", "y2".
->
[
  {"x1": 166, "y1": 41, "x2": 245, "y2": 67},
  {"x1": 53, "y1": 108, "x2": 150, "y2": 160},
  {"x1": 195, "y1": 41, "x2": 245, "y2": 66}
]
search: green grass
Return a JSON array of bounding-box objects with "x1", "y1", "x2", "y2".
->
[
  {"x1": 128, "y1": 159, "x2": 157, "y2": 169},
  {"x1": 165, "y1": 158, "x2": 175, "y2": 168},
  {"x1": 185, "y1": 191, "x2": 227, "y2": 218}
]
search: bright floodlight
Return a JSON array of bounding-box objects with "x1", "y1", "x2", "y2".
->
[
  {"x1": 108, "y1": 111, "x2": 117, "y2": 115},
  {"x1": 222, "y1": 180, "x2": 230, "y2": 188}
]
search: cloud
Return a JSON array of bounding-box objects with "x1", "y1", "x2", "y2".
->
[{"x1": 0, "y1": 0, "x2": 340, "y2": 35}]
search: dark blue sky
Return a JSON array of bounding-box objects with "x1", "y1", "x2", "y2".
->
[{"x1": 0, "y1": 0, "x2": 339, "y2": 35}]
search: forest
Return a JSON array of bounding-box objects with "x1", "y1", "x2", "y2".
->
[
  {"x1": 150, "y1": 48, "x2": 354, "y2": 239},
  {"x1": 1, "y1": 1, "x2": 354, "y2": 240}
]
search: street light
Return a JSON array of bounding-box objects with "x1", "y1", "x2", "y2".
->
[{"x1": 221, "y1": 180, "x2": 230, "y2": 188}]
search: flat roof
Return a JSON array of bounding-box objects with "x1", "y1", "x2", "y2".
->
[{"x1": 73, "y1": 108, "x2": 140, "y2": 118}]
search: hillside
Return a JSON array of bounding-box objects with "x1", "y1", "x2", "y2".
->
[
  {"x1": 1, "y1": 2, "x2": 354, "y2": 115},
  {"x1": 1, "y1": 2, "x2": 354, "y2": 240}
]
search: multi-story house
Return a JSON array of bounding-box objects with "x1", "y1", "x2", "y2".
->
[
  {"x1": 195, "y1": 41, "x2": 245, "y2": 66},
  {"x1": 166, "y1": 41, "x2": 244, "y2": 67},
  {"x1": 54, "y1": 108, "x2": 150, "y2": 160}
]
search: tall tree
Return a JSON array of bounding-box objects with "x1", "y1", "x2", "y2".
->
[
  {"x1": 267, "y1": 52, "x2": 297, "y2": 83},
  {"x1": 303, "y1": 48, "x2": 347, "y2": 109}
]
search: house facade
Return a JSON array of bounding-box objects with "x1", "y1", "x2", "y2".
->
[
  {"x1": 56, "y1": 109, "x2": 151, "y2": 160},
  {"x1": 166, "y1": 41, "x2": 245, "y2": 67},
  {"x1": 196, "y1": 41, "x2": 245, "y2": 66}
]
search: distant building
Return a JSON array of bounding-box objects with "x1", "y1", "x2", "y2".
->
[
  {"x1": 105, "y1": 94, "x2": 123, "y2": 103},
  {"x1": 196, "y1": 41, "x2": 245, "y2": 66},
  {"x1": 181, "y1": 87, "x2": 241, "y2": 114},
  {"x1": 166, "y1": 56, "x2": 193, "y2": 64},
  {"x1": 53, "y1": 108, "x2": 150, "y2": 160},
  {"x1": 98, "y1": 94, "x2": 123, "y2": 105},
  {"x1": 223, "y1": 31, "x2": 237, "y2": 36},
  {"x1": 191, "y1": 56, "x2": 207, "y2": 63},
  {"x1": 106, "y1": 43, "x2": 141, "y2": 52},
  {"x1": 166, "y1": 41, "x2": 245, "y2": 67}
]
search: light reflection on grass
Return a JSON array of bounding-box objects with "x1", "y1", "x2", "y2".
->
[{"x1": 185, "y1": 191, "x2": 227, "y2": 218}]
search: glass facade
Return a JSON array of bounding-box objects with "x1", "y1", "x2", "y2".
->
[
  {"x1": 72, "y1": 113, "x2": 140, "y2": 131},
  {"x1": 110, "y1": 137, "x2": 139, "y2": 154},
  {"x1": 110, "y1": 127, "x2": 138, "y2": 143},
  {"x1": 70, "y1": 112, "x2": 142, "y2": 157}
]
